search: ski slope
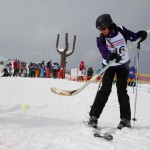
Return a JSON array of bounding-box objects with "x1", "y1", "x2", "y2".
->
[{"x1": 0, "y1": 77, "x2": 150, "y2": 150}]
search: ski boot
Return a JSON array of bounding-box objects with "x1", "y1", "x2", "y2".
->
[
  {"x1": 117, "y1": 118, "x2": 131, "y2": 130},
  {"x1": 88, "y1": 116, "x2": 98, "y2": 129}
]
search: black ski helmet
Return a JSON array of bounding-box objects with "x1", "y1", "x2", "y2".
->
[{"x1": 96, "y1": 14, "x2": 113, "y2": 29}]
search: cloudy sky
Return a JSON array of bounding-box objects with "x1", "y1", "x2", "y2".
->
[{"x1": 0, "y1": 0, "x2": 150, "y2": 73}]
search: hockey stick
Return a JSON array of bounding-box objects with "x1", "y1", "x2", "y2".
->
[
  {"x1": 93, "y1": 71, "x2": 105, "y2": 99},
  {"x1": 51, "y1": 29, "x2": 150, "y2": 96}
]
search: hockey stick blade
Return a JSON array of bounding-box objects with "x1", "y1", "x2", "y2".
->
[
  {"x1": 51, "y1": 29, "x2": 150, "y2": 96},
  {"x1": 51, "y1": 87, "x2": 77, "y2": 96},
  {"x1": 51, "y1": 68, "x2": 108, "y2": 96}
]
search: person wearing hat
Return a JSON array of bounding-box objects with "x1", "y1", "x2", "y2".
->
[{"x1": 88, "y1": 14, "x2": 147, "y2": 129}]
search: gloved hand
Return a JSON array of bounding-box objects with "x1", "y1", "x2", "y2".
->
[
  {"x1": 137, "y1": 31, "x2": 147, "y2": 42},
  {"x1": 106, "y1": 53, "x2": 122, "y2": 63}
]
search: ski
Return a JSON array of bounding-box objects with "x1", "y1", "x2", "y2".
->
[
  {"x1": 93, "y1": 128, "x2": 113, "y2": 141},
  {"x1": 51, "y1": 29, "x2": 150, "y2": 96},
  {"x1": 82, "y1": 120, "x2": 113, "y2": 141},
  {"x1": 93, "y1": 133, "x2": 113, "y2": 141}
]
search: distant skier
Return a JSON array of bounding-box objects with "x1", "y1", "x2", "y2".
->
[{"x1": 88, "y1": 14, "x2": 147, "y2": 129}]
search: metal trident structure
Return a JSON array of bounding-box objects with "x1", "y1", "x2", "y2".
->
[{"x1": 56, "y1": 33, "x2": 76, "y2": 78}]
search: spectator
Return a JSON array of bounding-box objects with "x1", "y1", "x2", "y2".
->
[
  {"x1": 6, "y1": 62, "x2": 12, "y2": 76},
  {"x1": 2, "y1": 68, "x2": 10, "y2": 77},
  {"x1": 52, "y1": 62, "x2": 60, "y2": 78},
  {"x1": 79, "y1": 61, "x2": 85, "y2": 76},
  {"x1": 87, "y1": 67, "x2": 94, "y2": 76},
  {"x1": 40, "y1": 64, "x2": 45, "y2": 78},
  {"x1": 13, "y1": 59, "x2": 18, "y2": 76}
]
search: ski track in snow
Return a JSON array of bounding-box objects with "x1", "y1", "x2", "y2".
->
[{"x1": 0, "y1": 77, "x2": 150, "y2": 150}]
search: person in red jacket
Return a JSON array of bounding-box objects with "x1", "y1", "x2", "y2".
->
[
  {"x1": 13, "y1": 59, "x2": 18, "y2": 76},
  {"x1": 79, "y1": 61, "x2": 85, "y2": 76}
]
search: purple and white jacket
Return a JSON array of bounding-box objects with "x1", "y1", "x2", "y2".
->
[{"x1": 97, "y1": 26, "x2": 139, "y2": 68}]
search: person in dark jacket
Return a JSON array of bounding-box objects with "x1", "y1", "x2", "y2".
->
[
  {"x1": 2, "y1": 68, "x2": 10, "y2": 77},
  {"x1": 87, "y1": 67, "x2": 94, "y2": 76},
  {"x1": 88, "y1": 14, "x2": 147, "y2": 129}
]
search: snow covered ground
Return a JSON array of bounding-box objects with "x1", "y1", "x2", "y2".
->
[{"x1": 0, "y1": 77, "x2": 150, "y2": 150}]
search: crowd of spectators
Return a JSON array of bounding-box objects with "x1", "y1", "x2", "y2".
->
[
  {"x1": 1, "y1": 59, "x2": 64, "y2": 78},
  {"x1": 1, "y1": 59, "x2": 137, "y2": 86}
]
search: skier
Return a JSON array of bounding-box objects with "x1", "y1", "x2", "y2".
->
[{"x1": 88, "y1": 14, "x2": 147, "y2": 129}]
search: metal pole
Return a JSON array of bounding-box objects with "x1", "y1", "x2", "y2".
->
[{"x1": 132, "y1": 47, "x2": 140, "y2": 122}]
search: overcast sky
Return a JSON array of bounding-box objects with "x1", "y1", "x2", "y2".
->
[{"x1": 0, "y1": 0, "x2": 150, "y2": 73}]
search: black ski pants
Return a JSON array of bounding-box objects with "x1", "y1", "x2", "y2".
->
[{"x1": 90, "y1": 66, "x2": 131, "y2": 121}]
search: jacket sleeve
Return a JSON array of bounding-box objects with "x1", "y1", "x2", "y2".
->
[
  {"x1": 96, "y1": 36, "x2": 110, "y2": 60},
  {"x1": 121, "y1": 26, "x2": 139, "y2": 42}
]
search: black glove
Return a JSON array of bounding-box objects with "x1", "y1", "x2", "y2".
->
[
  {"x1": 106, "y1": 53, "x2": 122, "y2": 63},
  {"x1": 137, "y1": 31, "x2": 147, "y2": 42}
]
